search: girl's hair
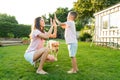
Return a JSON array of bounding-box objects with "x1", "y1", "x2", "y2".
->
[{"x1": 29, "y1": 17, "x2": 45, "y2": 38}]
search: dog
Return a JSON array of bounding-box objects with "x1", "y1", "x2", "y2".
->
[
  {"x1": 34, "y1": 40, "x2": 59, "y2": 68},
  {"x1": 47, "y1": 40, "x2": 59, "y2": 61}
]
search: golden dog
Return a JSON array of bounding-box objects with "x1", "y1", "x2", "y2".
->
[
  {"x1": 47, "y1": 40, "x2": 59, "y2": 61},
  {"x1": 34, "y1": 40, "x2": 59, "y2": 67}
]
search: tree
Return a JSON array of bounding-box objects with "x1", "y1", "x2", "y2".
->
[
  {"x1": 0, "y1": 13, "x2": 18, "y2": 24},
  {"x1": 0, "y1": 21, "x2": 31, "y2": 38},
  {"x1": 73, "y1": 0, "x2": 120, "y2": 25},
  {"x1": 55, "y1": 7, "x2": 69, "y2": 22},
  {"x1": 47, "y1": 7, "x2": 70, "y2": 39},
  {"x1": 0, "y1": 13, "x2": 31, "y2": 38}
]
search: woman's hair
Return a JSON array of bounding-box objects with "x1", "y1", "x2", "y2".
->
[
  {"x1": 34, "y1": 17, "x2": 44, "y2": 33},
  {"x1": 29, "y1": 17, "x2": 44, "y2": 38}
]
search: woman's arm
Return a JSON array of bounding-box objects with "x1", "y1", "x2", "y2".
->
[
  {"x1": 37, "y1": 18, "x2": 54, "y2": 39},
  {"x1": 37, "y1": 26, "x2": 54, "y2": 39},
  {"x1": 49, "y1": 19, "x2": 57, "y2": 38}
]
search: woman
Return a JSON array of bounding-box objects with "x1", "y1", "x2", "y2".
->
[{"x1": 24, "y1": 17, "x2": 57, "y2": 74}]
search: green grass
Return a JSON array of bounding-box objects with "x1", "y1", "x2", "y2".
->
[{"x1": 0, "y1": 40, "x2": 120, "y2": 80}]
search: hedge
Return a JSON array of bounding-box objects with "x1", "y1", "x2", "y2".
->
[
  {"x1": 0, "y1": 22, "x2": 64, "y2": 39},
  {"x1": 0, "y1": 22, "x2": 31, "y2": 38}
]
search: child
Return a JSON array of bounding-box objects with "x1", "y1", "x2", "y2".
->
[{"x1": 55, "y1": 11, "x2": 78, "y2": 73}]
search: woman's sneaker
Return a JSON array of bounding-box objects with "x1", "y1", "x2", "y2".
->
[
  {"x1": 36, "y1": 70, "x2": 48, "y2": 74},
  {"x1": 67, "y1": 69, "x2": 77, "y2": 74}
]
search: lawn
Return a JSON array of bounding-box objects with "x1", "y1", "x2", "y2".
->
[{"x1": 0, "y1": 40, "x2": 120, "y2": 80}]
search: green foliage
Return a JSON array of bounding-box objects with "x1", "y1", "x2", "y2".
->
[
  {"x1": 22, "y1": 37, "x2": 29, "y2": 41},
  {"x1": 55, "y1": 7, "x2": 69, "y2": 22},
  {"x1": 7, "y1": 33, "x2": 14, "y2": 38},
  {"x1": 0, "y1": 41, "x2": 120, "y2": 80},
  {"x1": 13, "y1": 24, "x2": 31, "y2": 38},
  {"x1": 73, "y1": 0, "x2": 120, "y2": 26},
  {"x1": 57, "y1": 26, "x2": 64, "y2": 39},
  {"x1": 79, "y1": 25, "x2": 94, "y2": 41},
  {"x1": 0, "y1": 13, "x2": 30, "y2": 38},
  {"x1": 80, "y1": 32, "x2": 92, "y2": 41},
  {"x1": 22, "y1": 37, "x2": 30, "y2": 44},
  {"x1": 0, "y1": 22, "x2": 31, "y2": 38},
  {"x1": 0, "y1": 13, "x2": 18, "y2": 24},
  {"x1": 0, "y1": 22, "x2": 15, "y2": 37},
  {"x1": 76, "y1": 20, "x2": 84, "y2": 31},
  {"x1": 47, "y1": 8, "x2": 70, "y2": 39},
  {"x1": 48, "y1": 7, "x2": 69, "y2": 22}
]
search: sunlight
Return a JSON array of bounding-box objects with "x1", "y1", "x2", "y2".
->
[{"x1": 0, "y1": 0, "x2": 77, "y2": 24}]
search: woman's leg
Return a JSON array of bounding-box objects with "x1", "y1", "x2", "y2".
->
[
  {"x1": 33, "y1": 47, "x2": 50, "y2": 74},
  {"x1": 33, "y1": 47, "x2": 48, "y2": 61}
]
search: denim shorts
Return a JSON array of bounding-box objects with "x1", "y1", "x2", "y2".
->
[
  {"x1": 68, "y1": 43, "x2": 78, "y2": 57},
  {"x1": 24, "y1": 51, "x2": 35, "y2": 65}
]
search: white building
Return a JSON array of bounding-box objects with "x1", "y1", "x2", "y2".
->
[{"x1": 94, "y1": 3, "x2": 120, "y2": 48}]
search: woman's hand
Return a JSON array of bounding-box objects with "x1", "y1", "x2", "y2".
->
[
  {"x1": 50, "y1": 18, "x2": 57, "y2": 28},
  {"x1": 54, "y1": 13, "x2": 57, "y2": 21},
  {"x1": 52, "y1": 19, "x2": 57, "y2": 29},
  {"x1": 54, "y1": 13, "x2": 61, "y2": 25},
  {"x1": 50, "y1": 18, "x2": 53, "y2": 26},
  {"x1": 48, "y1": 18, "x2": 57, "y2": 38}
]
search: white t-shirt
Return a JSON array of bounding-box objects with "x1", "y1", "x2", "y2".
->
[{"x1": 64, "y1": 21, "x2": 77, "y2": 44}]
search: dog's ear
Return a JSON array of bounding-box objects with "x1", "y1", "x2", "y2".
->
[
  {"x1": 52, "y1": 43, "x2": 55, "y2": 47},
  {"x1": 57, "y1": 42, "x2": 60, "y2": 45}
]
